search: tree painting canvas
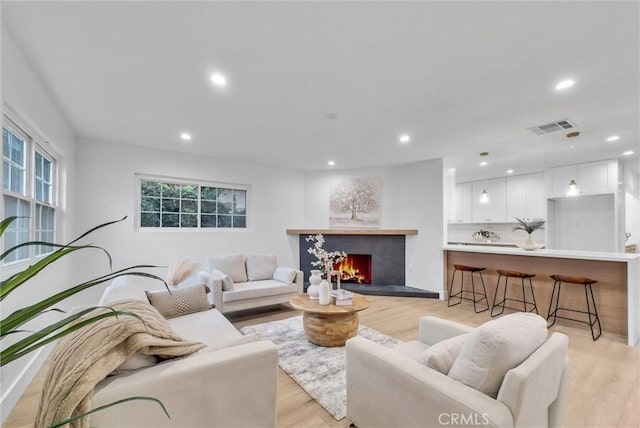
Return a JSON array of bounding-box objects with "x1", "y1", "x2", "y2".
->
[{"x1": 329, "y1": 177, "x2": 382, "y2": 228}]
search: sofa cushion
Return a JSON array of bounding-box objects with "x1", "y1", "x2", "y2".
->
[
  {"x1": 197, "y1": 333, "x2": 261, "y2": 354},
  {"x1": 421, "y1": 333, "x2": 469, "y2": 375},
  {"x1": 146, "y1": 284, "x2": 211, "y2": 319},
  {"x1": 99, "y1": 277, "x2": 148, "y2": 305},
  {"x1": 393, "y1": 340, "x2": 430, "y2": 361},
  {"x1": 222, "y1": 280, "x2": 298, "y2": 303},
  {"x1": 206, "y1": 254, "x2": 247, "y2": 283},
  {"x1": 210, "y1": 268, "x2": 234, "y2": 291},
  {"x1": 110, "y1": 353, "x2": 157, "y2": 376},
  {"x1": 273, "y1": 266, "x2": 297, "y2": 283},
  {"x1": 168, "y1": 308, "x2": 242, "y2": 347},
  {"x1": 246, "y1": 254, "x2": 278, "y2": 281},
  {"x1": 448, "y1": 313, "x2": 548, "y2": 398}
]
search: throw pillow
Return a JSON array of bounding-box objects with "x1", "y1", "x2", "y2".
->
[
  {"x1": 245, "y1": 254, "x2": 278, "y2": 281},
  {"x1": 420, "y1": 333, "x2": 469, "y2": 375},
  {"x1": 210, "y1": 269, "x2": 234, "y2": 291},
  {"x1": 145, "y1": 284, "x2": 211, "y2": 319},
  {"x1": 206, "y1": 254, "x2": 247, "y2": 283},
  {"x1": 273, "y1": 266, "x2": 297, "y2": 284},
  {"x1": 448, "y1": 312, "x2": 548, "y2": 398}
]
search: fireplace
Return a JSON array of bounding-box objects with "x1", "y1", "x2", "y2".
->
[{"x1": 334, "y1": 254, "x2": 372, "y2": 284}]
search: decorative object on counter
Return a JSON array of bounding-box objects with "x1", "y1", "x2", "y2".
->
[
  {"x1": 319, "y1": 279, "x2": 331, "y2": 305},
  {"x1": 167, "y1": 256, "x2": 199, "y2": 286},
  {"x1": 513, "y1": 217, "x2": 545, "y2": 250},
  {"x1": 331, "y1": 289, "x2": 353, "y2": 306},
  {"x1": 472, "y1": 229, "x2": 500, "y2": 242},
  {"x1": 308, "y1": 269, "x2": 322, "y2": 299}
]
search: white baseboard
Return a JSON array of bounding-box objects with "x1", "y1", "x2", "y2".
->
[{"x1": 0, "y1": 345, "x2": 51, "y2": 424}]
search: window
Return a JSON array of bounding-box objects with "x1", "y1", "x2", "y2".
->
[
  {"x1": 2, "y1": 118, "x2": 57, "y2": 264},
  {"x1": 139, "y1": 178, "x2": 248, "y2": 229}
]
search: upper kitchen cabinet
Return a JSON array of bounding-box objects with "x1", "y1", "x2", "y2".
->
[
  {"x1": 506, "y1": 172, "x2": 546, "y2": 221},
  {"x1": 452, "y1": 182, "x2": 473, "y2": 223},
  {"x1": 472, "y1": 178, "x2": 506, "y2": 223},
  {"x1": 547, "y1": 159, "x2": 618, "y2": 198}
]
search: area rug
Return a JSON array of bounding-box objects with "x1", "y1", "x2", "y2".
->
[{"x1": 240, "y1": 315, "x2": 402, "y2": 420}]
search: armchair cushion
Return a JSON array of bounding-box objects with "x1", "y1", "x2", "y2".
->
[
  {"x1": 206, "y1": 254, "x2": 247, "y2": 283},
  {"x1": 246, "y1": 254, "x2": 278, "y2": 281},
  {"x1": 273, "y1": 266, "x2": 297, "y2": 283},
  {"x1": 448, "y1": 312, "x2": 548, "y2": 398},
  {"x1": 421, "y1": 333, "x2": 469, "y2": 375},
  {"x1": 145, "y1": 284, "x2": 211, "y2": 319}
]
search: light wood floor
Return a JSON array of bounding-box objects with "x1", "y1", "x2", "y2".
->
[{"x1": 4, "y1": 296, "x2": 639, "y2": 427}]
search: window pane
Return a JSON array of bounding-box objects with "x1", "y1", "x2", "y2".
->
[
  {"x1": 141, "y1": 181, "x2": 161, "y2": 197},
  {"x1": 180, "y1": 214, "x2": 197, "y2": 228},
  {"x1": 162, "y1": 183, "x2": 180, "y2": 198},
  {"x1": 232, "y1": 215, "x2": 246, "y2": 228},
  {"x1": 201, "y1": 200, "x2": 216, "y2": 214},
  {"x1": 201, "y1": 186, "x2": 217, "y2": 200},
  {"x1": 161, "y1": 213, "x2": 179, "y2": 227},
  {"x1": 233, "y1": 190, "x2": 247, "y2": 215},
  {"x1": 141, "y1": 196, "x2": 160, "y2": 212},
  {"x1": 3, "y1": 195, "x2": 30, "y2": 263},
  {"x1": 181, "y1": 185, "x2": 198, "y2": 199},
  {"x1": 35, "y1": 204, "x2": 55, "y2": 256},
  {"x1": 3, "y1": 128, "x2": 26, "y2": 194},
  {"x1": 141, "y1": 212, "x2": 160, "y2": 227},
  {"x1": 34, "y1": 153, "x2": 52, "y2": 204},
  {"x1": 217, "y1": 215, "x2": 232, "y2": 228},
  {"x1": 201, "y1": 214, "x2": 217, "y2": 228},
  {"x1": 182, "y1": 199, "x2": 197, "y2": 213},
  {"x1": 161, "y1": 198, "x2": 179, "y2": 212}
]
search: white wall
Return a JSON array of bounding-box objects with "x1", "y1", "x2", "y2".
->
[
  {"x1": 73, "y1": 138, "x2": 305, "y2": 303},
  {"x1": 1, "y1": 28, "x2": 77, "y2": 422},
  {"x1": 303, "y1": 159, "x2": 445, "y2": 293}
]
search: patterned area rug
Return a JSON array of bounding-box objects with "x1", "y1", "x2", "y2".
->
[{"x1": 240, "y1": 315, "x2": 402, "y2": 420}]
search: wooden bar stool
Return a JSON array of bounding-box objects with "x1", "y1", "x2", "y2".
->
[
  {"x1": 448, "y1": 264, "x2": 489, "y2": 313},
  {"x1": 547, "y1": 274, "x2": 602, "y2": 340},
  {"x1": 491, "y1": 269, "x2": 538, "y2": 317}
]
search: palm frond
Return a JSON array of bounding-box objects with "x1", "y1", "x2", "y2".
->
[{"x1": 512, "y1": 217, "x2": 546, "y2": 233}]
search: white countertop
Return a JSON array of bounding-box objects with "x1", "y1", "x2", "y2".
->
[
  {"x1": 443, "y1": 244, "x2": 640, "y2": 263},
  {"x1": 448, "y1": 240, "x2": 519, "y2": 247}
]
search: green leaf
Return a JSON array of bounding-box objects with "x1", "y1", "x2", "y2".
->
[
  {"x1": 48, "y1": 396, "x2": 170, "y2": 428},
  {"x1": 0, "y1": 216, "x2": 18, "y2": 237}
]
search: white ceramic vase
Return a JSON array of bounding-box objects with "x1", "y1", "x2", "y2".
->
[
  {"x1": 307, "y1": 270, "x2": 322, "y2": 299},
  {"x1": 319, "y1": 279, "x2": 331, "y2": 305}
]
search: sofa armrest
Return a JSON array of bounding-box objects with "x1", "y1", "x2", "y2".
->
[
  {"x1": 418, "y1": 315, "x2": 474, "y2": 346},
  {"x1": 346, "y1": 336, "x2": 513, "y2": 428},
  {"x1": 91, "y1": 340, "x2": 278, "y2": 427},
  {"x1": 294, "y1": 269, "x2": 303, "y2": 293},
  {"x1": 197, "y1": 271, "x2": 223, "y2": 311}
]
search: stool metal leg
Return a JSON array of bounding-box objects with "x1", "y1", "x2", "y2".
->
[
  {"x1": 527, "y1": 277, "x2": 539, "y2": 314},
  {"x1": 448, "y1": 269, "x2": 461, "y2": 307},
  {"x1": 491, "y1": 274, "x2": 505, "y2": 317},
  {"x1": 547, "y1": 280, "x2": 561, "y2": 327},
  {"x1": 585, "y1": 283, "x2": 602, "y2": 340},
  {"x1": 473, "y1": 271, "x2": 489, "y2": 313}
]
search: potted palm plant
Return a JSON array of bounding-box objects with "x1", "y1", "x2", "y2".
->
[{"x1": 512, "y1": 217, "x2": 545, "y2": 250}]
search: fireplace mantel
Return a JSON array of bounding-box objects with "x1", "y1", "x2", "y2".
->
[{"x1": 286, "y1": 229, "x2": 418, "y2": 236}]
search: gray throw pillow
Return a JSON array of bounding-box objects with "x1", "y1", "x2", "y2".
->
[{"x1": 146, "y1": 284, "x2": 211, "y2": 319}]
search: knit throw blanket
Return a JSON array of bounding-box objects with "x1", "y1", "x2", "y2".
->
[{"x1": 36, "y1": 299, "x2": 205, "y2": 428}]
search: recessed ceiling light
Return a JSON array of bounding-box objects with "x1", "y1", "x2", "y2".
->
[
  {"x1": 180, "y1": 132, "x2": 192, "y2": 141},
  {"x1": 506, "y1": 169, "x2": 514, "y2": 174},
  {"x1": 210, "y1": 72, "x2": 228, "y2": 87},
  {"x1": 399, "y1": 134, "x2": 411, "y2": 144},
  {"x1": 328, "y1": 160, "x2": 336, "y2": 166},
  {"x1": 607, "y1": 135, "x2": 620, "y2": 142},
  {"x1": 623, "y1": 150, "x2": 635, "y2": 156},
  {"x1": 555, "y1": 79, "x2": 575, "y2": 91},
  {"x1": 480, "y1": 161, "x2": 488, "y2": 166}
]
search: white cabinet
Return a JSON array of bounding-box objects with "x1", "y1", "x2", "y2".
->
[
  {"x1": 526, "y1": 172, "x2": 546, "y2": 219},
  {"x1": 472, "y1": 178, "x2": 506, "y2": 223},
  {"x1": 506, "y1": 175, "x2": 527, "y2": 220},
  {"x1": 452, "y1": 183, "x2": 472, "y2": 223},
  {"x1": 548, "y1": 160, "x2": 618, "y2": 198}
]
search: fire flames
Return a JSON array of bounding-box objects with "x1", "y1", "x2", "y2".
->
[{"x1": 334, "y1": 254, "x2": 371, "y2": 284}]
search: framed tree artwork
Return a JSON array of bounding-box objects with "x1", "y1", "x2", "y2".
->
[{"x1": 329, "y1": 177, "x2": 382, "y2": 228}]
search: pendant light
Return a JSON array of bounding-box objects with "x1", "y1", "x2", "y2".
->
[{"x1": 566, "y1": 180, "x2": 579, "y2": 197}]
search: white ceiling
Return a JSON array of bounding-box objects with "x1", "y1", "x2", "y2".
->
[{"x1": 2, "y1": 1, "x2": 639, "y2": 182}]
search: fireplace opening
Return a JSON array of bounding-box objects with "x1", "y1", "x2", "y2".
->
[{"x1": 334, "y1": 254, "x2": 372, "y2": 284}]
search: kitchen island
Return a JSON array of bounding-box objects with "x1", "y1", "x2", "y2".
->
[{"x1": 443, "y1": 245, "x2": 640, "y2": 346}]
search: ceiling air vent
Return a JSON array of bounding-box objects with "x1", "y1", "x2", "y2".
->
[{"x1": 527, "y1": 119, "x2": 577, "y2": 135}]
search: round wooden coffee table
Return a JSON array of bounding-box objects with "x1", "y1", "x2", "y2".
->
[{"x1": 289, "y1": 293, "x2": 372, "y2": 347}]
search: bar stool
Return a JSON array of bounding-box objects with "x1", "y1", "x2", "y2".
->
[
  {"x1": 448, "y1": 264, "x2": 489, "y2": 313},
  {"x1": 547, "y1": 274, "x2": 602, "y2": 341},
  {"x1": 491, "y1": 269, "x2": 538, "y2": 317}
]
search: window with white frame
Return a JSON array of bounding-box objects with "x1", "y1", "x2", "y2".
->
[
  {"x1": 2, "y1": 118, "x2": 57, "y2": 264},
  {"x1": 139, "y1": 178, "x2": 247, "y2": 229}
]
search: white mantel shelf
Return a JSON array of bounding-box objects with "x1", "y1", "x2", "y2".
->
[{"x1": 287, "y1": 229, "x2": 418, "y2": 236}]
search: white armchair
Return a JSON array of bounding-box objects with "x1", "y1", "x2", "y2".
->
[{"x1": 346, "y1": 316, "x2": 570, "y2": 428}]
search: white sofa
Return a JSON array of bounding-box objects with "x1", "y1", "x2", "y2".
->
[
  {"x1": 346, "y1": 315, "x2": 571, "y2": 428},
  {"x1": 90, "y1": 277, "x2": 279, "y2": 427},
  {"x1": 199, "y1": 254, "x2": 303, "y2": 314}
]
